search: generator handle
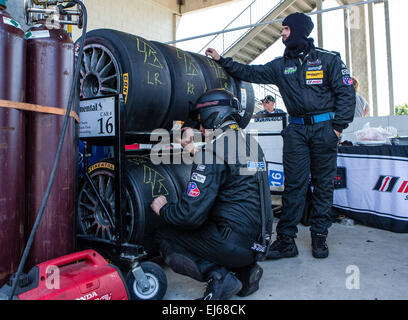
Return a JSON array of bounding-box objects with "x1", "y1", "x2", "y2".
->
[{"x1": 36, "y1": 250, "x2": 107, "y2": 271}]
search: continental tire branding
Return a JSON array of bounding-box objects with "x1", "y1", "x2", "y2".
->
[{"x1": 88, "y1": 162, "x2": 115, "y2": 173}]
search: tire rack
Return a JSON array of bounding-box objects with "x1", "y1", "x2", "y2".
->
[{"x1": 76, "y1": 94, "x2": 150, "y2": 284}]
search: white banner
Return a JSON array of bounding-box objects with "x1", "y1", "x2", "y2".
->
[{"x1": 333, "y1": 153, "x2": 408, "y2": 221}]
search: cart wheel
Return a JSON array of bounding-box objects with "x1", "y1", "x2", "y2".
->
[{"x1": 126, "y1": 261, "x2": 167, "y2": 300}]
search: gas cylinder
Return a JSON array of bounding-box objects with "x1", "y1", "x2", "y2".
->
[
  {"x1": 0, "y1": 0, "x2": 26, "y2": 287},
  {"x1": 25, "y1": 21, "x2": 76, "y2": 268}
]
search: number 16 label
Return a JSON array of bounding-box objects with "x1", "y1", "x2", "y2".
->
[{"x1": 79, "y1": 96, "x2": 116, "y2": 138}]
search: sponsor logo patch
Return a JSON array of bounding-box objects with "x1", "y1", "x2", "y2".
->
[
  {"x1": 306, "y1": 70, "x2": 324, "y2": 79},
  {"x1": 306, "y1": 79, "x2": 323, "y2": 85},
  {"x1": 284, "y1": 66, "x2": 297, "y2": 75},
  {"x1": 307, "y1": 59, "x2": 321, "y2": 66},
  {"x1": 196, "y1": 164, "x2": 206, "y2": 172},
  {"x1": 341, "y1": 69, "x2": 350, "y2": 75},
  {"x1": 247, "y1": 161, "x2": 266, "y2": 171},
  {"x1": 191, "y1": 172, "x2": 206, "y2": 184},
  {"x1": 307, "y1": 65, "x2": 322, "y2": 71},
  {"x1": 343, "y1": 76, "x2": 353, "y2": 85},
  {"x1": 187, "y1": 182, "x2": 200, "y2": 197},
  {"x1": 251, "y1": 243, "x2": 267, "y2": 253}
]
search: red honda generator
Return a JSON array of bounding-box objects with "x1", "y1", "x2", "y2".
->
[{"x1": 0, "y1": 250, "x2": 129, "y2": 300}]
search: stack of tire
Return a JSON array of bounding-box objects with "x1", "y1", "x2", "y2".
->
[{"x1": 78, "y1": 29, "x2": 255, "y2": 134}]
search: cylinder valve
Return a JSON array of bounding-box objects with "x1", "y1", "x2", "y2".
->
[{"x1": 24, "y1": 0, "x2": 83, "y2": 28}]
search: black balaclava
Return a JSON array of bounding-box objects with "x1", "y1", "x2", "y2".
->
[{"x1": 282, "y1": 12, "x2": 315, "y2": 58}]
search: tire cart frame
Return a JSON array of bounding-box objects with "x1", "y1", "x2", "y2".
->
[{"x1": 77, "y1": 94, "x2": 167, "y2": 300}]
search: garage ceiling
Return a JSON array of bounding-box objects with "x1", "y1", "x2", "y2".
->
[{"x1": 152, "y1": 0, "x2": 238, "y2": 14}]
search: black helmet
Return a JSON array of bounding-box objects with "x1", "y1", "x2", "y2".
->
[{"x1": 190, "y1": 89, "x2": 242, "y2": 130}]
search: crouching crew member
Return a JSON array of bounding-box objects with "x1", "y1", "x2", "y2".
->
[{"x1": 150, "y1": 89, "x2": 273, "y2": 300}]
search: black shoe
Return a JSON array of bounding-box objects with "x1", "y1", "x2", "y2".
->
[
  {"x1": 234, "y1": 263, "x2": 263, "y2": 297},
  {"x1": 266, "y1": 235, "x2": 298, "y2": 260},
  {"x1": 311, "y1": 233, "x2": 329, "y2": 258},
  {"x1": 200, "y1": 271, "x2": 242, "y2": 300}
]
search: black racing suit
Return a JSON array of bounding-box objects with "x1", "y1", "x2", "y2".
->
[
  {"x1": 156, "y1": 123, "x2": 272, "y2": 280},
  {"x1": 218, "y1": 47, "x2": 355, "y2": 237}
]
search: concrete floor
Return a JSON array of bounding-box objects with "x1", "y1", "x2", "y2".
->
[{"x1": 161, "y1": 220, "x2": 408, "y2": 300}]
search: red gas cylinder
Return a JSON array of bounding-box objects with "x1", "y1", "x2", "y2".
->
[
  {"x1": 25, "y1": 22, "x2": 76, "y2": 268},
  {"x1": 0, "y1": 1, "x2": 26, "y2": 287}
]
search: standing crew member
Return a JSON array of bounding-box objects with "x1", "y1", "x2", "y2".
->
[
  {"x1": 206, "y1": 12, "x2": 355, "y2": 259},
  {"x1": 151, "y1": 89, "x2": 272, "y2": 300}
]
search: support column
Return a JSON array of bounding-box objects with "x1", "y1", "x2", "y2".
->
[
  {"x1": 343, "y1": 8, "x2": 351, "y2": 69},
  {"x1": 317, "y1": 0, "x2": 323, "y2": 48},
  {"x1": 368, "y1": 2, "x2": 378, "y2": 116},
  {"x1": 350, "y1": 3, "x2": 369, "y2": 107},
  {"x1": 172, "y1": 13, "x2": 182, "y2": 44},
  {"x1": 384, "y1": 0, "x2": 394, "y2": 115}
]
